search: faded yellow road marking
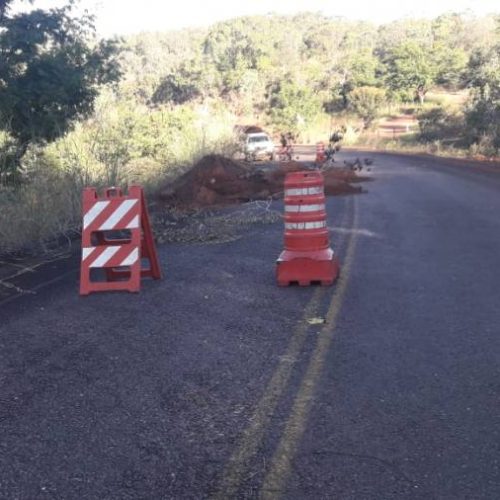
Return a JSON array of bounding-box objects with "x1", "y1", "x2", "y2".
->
[
  {"x1": 212, "y1": 198, "x2": 355, "y2": 499},
  {"x1": 212, "y1": 286, "x2": 325, "y2": 499},
  {"x1": 260, "y1": 199, "x2": 359, "y2": 499}
]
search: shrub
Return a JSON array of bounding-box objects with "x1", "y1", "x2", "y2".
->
[
  {"x1": 0, "y1": 95, "x2": 240, "y2": 254},
  {"x1": 417, "y1": 107, "x2": 464, "y2": 143},
  {"x1": 348, "y1": 86, "x2": 386, "y2": 128},
  {"x1": 0, "y1": 150, "x2": 81, "y2": 254},
  {"x1": 465, "y1": 86, "x2": 500, "y2": 155}
]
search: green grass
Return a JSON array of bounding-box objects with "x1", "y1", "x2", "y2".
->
[
  {"x1": 352, "y1": 131, "x2": 494, "y2": 161},
  {"x1": 0, "y1": 98, "x2": 240, "y2": 255}
]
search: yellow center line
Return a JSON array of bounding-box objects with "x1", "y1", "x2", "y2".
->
[
  {"x1": 212, "y1": 198, "x2": 355, "y2": 499},
  {"x1": 212, "y1": 286, "x2": 325, "y2": 499},
  {"x1": 260, "y1": 197, "x2": 359, "y2": 499}
]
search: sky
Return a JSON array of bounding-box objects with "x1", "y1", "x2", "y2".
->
[{"x1": 11, "y1": 0, "x2": 500, "y2": 36}]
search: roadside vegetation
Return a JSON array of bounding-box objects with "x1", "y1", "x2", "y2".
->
[{"x1": 0, "y1": 1, "x2": 499, "y2": 253}]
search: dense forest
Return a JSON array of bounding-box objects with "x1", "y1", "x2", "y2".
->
[{"x1": 0, "y1": 0, "x2": 499, "y2": 253}]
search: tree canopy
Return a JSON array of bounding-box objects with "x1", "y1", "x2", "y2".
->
[
  {"x1": 1, "y1": 6, "x2": 499, "y2": 169},
  {"x1": 0, "y1": 0, "x2": 120, "y2": 157}
]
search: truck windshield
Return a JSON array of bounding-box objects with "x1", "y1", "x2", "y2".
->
[{"x1": 248, "y1": 136, "x2": 268, "y2": 143}]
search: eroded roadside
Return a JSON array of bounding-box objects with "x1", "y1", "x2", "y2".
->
[{"x1": 0, "y1": 152, "x2": 367, "y2": 306}]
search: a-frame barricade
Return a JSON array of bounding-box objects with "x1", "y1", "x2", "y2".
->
[{"x1": 79, "y1": 185, "x2": 161, "y2": 295}]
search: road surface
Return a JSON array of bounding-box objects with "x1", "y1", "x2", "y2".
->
[{"x1": 1, "y1": 150, "x2": 499, "y2": 499}]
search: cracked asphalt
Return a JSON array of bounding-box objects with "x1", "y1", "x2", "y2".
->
[{"x1": 1, "y1": 150, "x2": 499, "y2": 499}]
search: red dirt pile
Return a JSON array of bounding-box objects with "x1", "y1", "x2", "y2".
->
[
  {"x1": 159, "y1": 155, "x2": 272, "y2": 208},
  {"x1": 322, "y1": 167, "x2": 365, "y2": 196},
  {"x1": 158, "y1": 155, "x2": 362, "y2": 209}
]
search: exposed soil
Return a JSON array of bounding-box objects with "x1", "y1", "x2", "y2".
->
[
  {"x1": 377, "y1": 114, "x2": 418, "y2": 137},
  {"x1": 158, "y1": 154, "x2": 363, "y2": 209},
  {"x1": 152, "y1": 202, "x2": 282, "y2": 245}
]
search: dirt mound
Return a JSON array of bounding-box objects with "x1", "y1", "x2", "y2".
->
[
  {"x1": 159, "y1": 155, "x2": 362, "y2": 209},
  {"x1": 322, "y1": 167, "x2": 364, "y2": 195},
  {"x1": 323, "y1": 173, "x2": 363, "y2": 195},
  {"x1": 159, "y1": 155, "x2": 257, "y2": 207}
]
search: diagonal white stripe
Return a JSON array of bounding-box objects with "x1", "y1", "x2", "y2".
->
[
  {"x1": 119, "y1": 248, "x2": 139, "y2": 267},
  {"x1": 83, "y1": 201, "x2": 110, "y2": 229},
  {"x1": 89, "y1": 246, "x2": 120, "y2": 268},
  {"x1": 82, "y1": 247, "x2": 96, "y2": 261},
  {"x1": 126, "y1": 214, "x2": 140, "y2": 229},
  {"x1": 99, "y1": 200, "x2": 138, "y2": 231}
]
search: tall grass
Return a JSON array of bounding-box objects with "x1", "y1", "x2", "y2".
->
[
  {"x1": 0, "y1": 156, "x2": 81, "y2": 254},
  {"x1": 0, "y1": 96, "x2": 240, "y2": 255}
]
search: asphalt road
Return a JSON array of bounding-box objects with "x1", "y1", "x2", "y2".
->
[{"x1": 1, "y1": 151, "x2": 499, "y2": 499}]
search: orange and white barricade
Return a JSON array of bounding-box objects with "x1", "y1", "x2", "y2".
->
[{"x1": 79, "y1": 186, "x2": 161, "y2": 295}]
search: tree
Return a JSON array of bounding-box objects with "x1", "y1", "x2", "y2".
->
[
  {"x1": 348, "y1": 86, "x2": 386, "y2": 128},
  {"x1": 203, "y1": 18, "x2": 268, "y2": 94},
  {"x1": 433, "y1": 46, "x2": 468, "y2": 88},
  {"x1": 152, "y1": 62, "x2": 204, "y2": 105},
  {"x1": 382, "y1": 41, "x2": 436, "y2": 103},
  {"x1": 427, "y1": 14, "x2": 469, "y2": 88},
  {"x1": 267, "y1": 79, "x2": 321, "y2": 133},
  {"x1": 0, "y1": 0, "x2": 18, "y2": 21},
  {"x1": 465, "y1": 42, "x2": 500, "y2": 153},
  {"x1": 332, "y1": 49, "x2": 380, "y2": 109},
  {"x1": 117, "y1": 29, "x2": 207, "y2": 103},
  {"x1": 0, "y1": 1, "x2": 121, "y2": 165}
]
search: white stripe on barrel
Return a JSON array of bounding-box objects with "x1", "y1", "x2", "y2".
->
[
  {"x1": 285, "y1": 187, "x2": 323, "y2": 196},
  {"x1": 285, "y1": 203, "x2": 325, "y2": 213},
  {"x1": 83, "y1": 201, "x2": 110, "y2": 230},
  {"x1": 99, "y1": 199, "x2": 138, "y2": 231},
  {"x1": 285, "y1": 221, "x2": 327, "y2": 230}
]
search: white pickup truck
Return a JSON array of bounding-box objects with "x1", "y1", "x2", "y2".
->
[{"x1": 243, "y1": 132, "x2": 275, "y2": 161}]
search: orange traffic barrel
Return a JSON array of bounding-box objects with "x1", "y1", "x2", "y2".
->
[
  {"x1": 315, "y1": 142, "x2": 326, "y2": 164},
  {"x1": 283, "y1": 171, "x2": 329, "y2": 252},
  {"x1": 277, "y1": 171, "x2": 339, "y2": 286}
]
